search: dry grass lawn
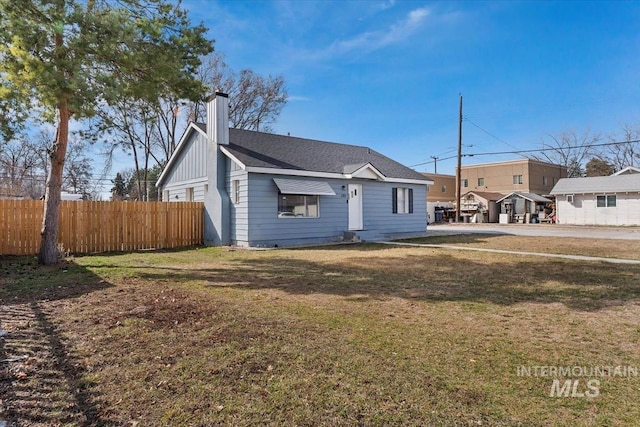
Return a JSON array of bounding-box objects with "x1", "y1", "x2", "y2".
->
[
  {"x1": 1, "y1": 235, "x2": 640, "y2": 426},
  {"x1": 403, "y1": 233, "x2": 640, "y2": 261}
]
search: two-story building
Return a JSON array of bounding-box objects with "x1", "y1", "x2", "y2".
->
[{"x1": 460, "y1": 159, "x2": 567, "y2": 195}]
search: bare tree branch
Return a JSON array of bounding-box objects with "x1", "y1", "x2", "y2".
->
[
  {"x1": 533, "y1": 129, "x2": 601, "y2": 177},
  {"x1": 605, "y1": 123, "x2": 640, "y2": 171}
]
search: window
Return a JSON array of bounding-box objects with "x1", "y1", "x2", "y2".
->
[
  {"x1": 477, "y1": 178, "x2": 484, "y2": 186},
  {"x1": 566, "y1": 194, "x2": 574, "y2": 204},
  {"x1": 462, "y1": 179, "x2": 468, "y2": 188},
  {"x1": 542, "y1": 176, "x2": 548, "y2": 186},
  {"x1": 278, "y1": 194, "x2": 318, "y2": 218},
  {"x1": 513, "y1": 175, "x2": 523, "y2": 185},
  {"x1": 231, "y1": 180, "x2": 240, "y2": 204},
  {"x1": 441, "y1": 185, "x2": 447, "y2": 193},
  {"x1": 186, "y1": 187, "x2": 194, "y2": 201},
  {"x1": 597, "y1": 195, "x2": 616, "y2": 207},
  {"x1": 392, "y1": 187, "x2": 414, "y2": 214}
]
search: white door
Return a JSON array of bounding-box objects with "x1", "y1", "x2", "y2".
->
[{"x1": 348, "y1": 184, "x2": 363, "y2": 230}]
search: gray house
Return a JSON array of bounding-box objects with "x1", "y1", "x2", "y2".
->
[{"x1": 156, "y1": 92, "x2": 433, "y2": 247}]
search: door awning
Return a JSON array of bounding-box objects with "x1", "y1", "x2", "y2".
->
[{"x1": 273, "y1": 178, "x2": 336, "y2": 196}]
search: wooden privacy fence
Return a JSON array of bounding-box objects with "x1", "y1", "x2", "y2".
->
[{"x1": 0, "y1": 200, "x2": 204, "y2": 256}]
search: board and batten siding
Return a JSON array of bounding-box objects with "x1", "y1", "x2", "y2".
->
[
  {"x1": 162, "y1": 179, "x2": 208, "y2": 202},
  {"x1": 241, "y1": 174, "x2": 428, "y2": 247},
  {"x1": 160, "y1": 131, "x2": 209, "y2": 201},
  {"x1": 557, "y1": 193, "x2": 640, "y2": 226}
]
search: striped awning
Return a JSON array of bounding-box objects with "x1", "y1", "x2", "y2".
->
[{"x1": 273, "y1": 178, "x2": 336, "y2": 196}]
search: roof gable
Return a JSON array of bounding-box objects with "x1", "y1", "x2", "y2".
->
[
  {"x1": 156, "y1": 122, "x2": 207, "y2": 188},
  {"x1": 497, "y1": 192, "x2": 552, "y2": 203},
  {"x1": 613, "y1": 166, "x2": 640, "y2": 176},
  {"x1": 462, "y1": 191, "x2": 505, "y2": 201},
  {"x1": 344, "y1": 163, "x2": 385, "y2": 180}
]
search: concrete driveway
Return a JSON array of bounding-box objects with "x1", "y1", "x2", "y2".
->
[{"x1": 426, "y1": 223, "x2": 640, "y2": 240}]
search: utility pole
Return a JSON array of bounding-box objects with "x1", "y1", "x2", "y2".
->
[
  {"x1": 431, "y1": 156, "x2": 438, "y2": 174},
  {"x1": 455, "y1": 95, "x2": 463, "y2": 223}
]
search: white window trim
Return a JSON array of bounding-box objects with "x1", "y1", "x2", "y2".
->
[
  {"x1": 596, "y1": 194, "x2": 617, "y2": 208},
  {"x1": 393, "y1": 187, "x2": 414, "y2": 214},
  {"x1": 277, "y1": 193, "x2": 321, "y2": 219},
  {"x1": 231, "y1": 180, "x2": 240, "y2": 205}
]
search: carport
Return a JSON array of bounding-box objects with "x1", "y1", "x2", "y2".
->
[{"x1": 497, "y1": 192, "x2": 552, "y2": 223}]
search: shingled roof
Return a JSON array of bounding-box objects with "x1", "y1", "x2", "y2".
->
[
  {"x1": 550, "y1": 174, "x2": 640, "y2": 194},
  {"x1": 221, "y1": 127, "x2": 430, "y2": 182}
]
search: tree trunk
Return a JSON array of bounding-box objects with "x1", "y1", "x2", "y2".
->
[{"x1": 38, "y1": 104, "x2": 70, "y2": 265}]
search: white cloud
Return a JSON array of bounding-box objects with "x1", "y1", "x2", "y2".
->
[
  {"x1": 327, "y1": 7, "x2": 430, "y2": 56},
  {"x1": 287, "y1": 95, "x2": 312, "y2": 102},
  {"x1": 376, "y1": 0, "x2": 397, "y2": 11}
]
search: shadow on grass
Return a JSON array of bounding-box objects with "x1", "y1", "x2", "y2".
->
[
  {"x1": 396, "y1": 233, "x2": 512, "y2": 245},
  {"x1": 0, "y1": 256, "x2": 114, "y2": 305},
  {"x1": 0, "y1": 256, "x2": 114, "y2": 426},
  {"x1": 289, "y1": 233, "x2": 513, "y2": 251},
  {"x1": 109, "y1": 243, "x2": 640, "y2": 312}
]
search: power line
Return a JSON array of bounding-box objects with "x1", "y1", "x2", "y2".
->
[
  {"x1": 464, "y1": 139, "x2": 640, "y2": 158},
  {"x1": 463, "y1": 116, "x2": 527, "y2": 154},
  {"x1": 410, "y1": 154, "x2": 458, "y2": 168},
  {"x1": 410, "y1": 138, "x2": 640, "y2": 168},
  {"x1": 413, "y1": 147, "x2": 458, "y2": 165}
]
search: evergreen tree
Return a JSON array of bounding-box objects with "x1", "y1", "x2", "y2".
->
[
  {"x1": 0, "y1": 0, "x2": 213, "y2": 263},
  {"x1": 111, "y1": 173, "x2": 127, "y2": 201},
  {"x1": 585, "y1": 158, "x2": 615, "y2": 177}
]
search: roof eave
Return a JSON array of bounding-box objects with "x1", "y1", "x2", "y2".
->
[
  {"x1": 244, "y1": 166, "x2": 431, "y2": 185},
  {"x1": 219, "y1": 145, "x2": 247, "y2": 170}
]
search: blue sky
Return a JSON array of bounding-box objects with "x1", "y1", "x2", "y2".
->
[{"x1": 176, "y1": 0, "x2": 640, "y2": 176}]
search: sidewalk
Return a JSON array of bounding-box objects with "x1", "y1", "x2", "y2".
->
[
  {"x1": 381, "y1": 241, "x2": 640, "y2": 265},
  {"x1": 426, "y1": 223, "x2": 640, "y2": 241}
]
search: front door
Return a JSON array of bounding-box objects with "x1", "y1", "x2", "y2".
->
[{"x1": 348, "y1": 184, "x2": 363, "y2": 230}]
